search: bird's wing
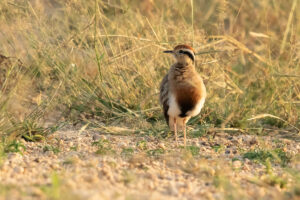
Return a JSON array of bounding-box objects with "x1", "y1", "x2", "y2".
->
[{"x1": 159, "y1": 74, "x2": 169, "y2": 126}]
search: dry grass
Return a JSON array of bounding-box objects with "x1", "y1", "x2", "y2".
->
[
  {"x1": 0, "y1": 0, "x2": 299, "y2": 198},
  {"x1": 0, "y1": 0, "x2": 299, "y2": 137}
]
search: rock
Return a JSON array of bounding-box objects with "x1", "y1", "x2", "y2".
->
[
  {"x1": 44, "y1": 151, "x2": 54, "y2": 156},
  {"x1": 50, "y1": 163, "x2": 60, "y2": 170},
  {"x1": 295, "y1": 162, "x2": 300, "y2": 171},
  {"x1": 33, "y1": 157, "x2": 40, "y2": 163},
  {"x1": 232, "y1": 160, "x2": 242, "y2": 169},
  {"x1": 58, "y1": 139, "x2": 64, "y2": 146},
  {"x1": 228, "y1": 136, "x2": 233, "y2": 140},
  {"x1": 28, "y1": 187, "x2": 44, "y2": 198},
  {"x1": 100, "y1": 135, "x2": 107, "y2": 140},
  {"x1": 99, "y1": 164, "x2": 113, "y2": 180},
  {"x1": 84, "y1": 175, "x2": 97, "y2": 183},
  {"x1": 231, "y1": 137, "x2": 242, "y2": 145},
  {"x1": 242, "y1": 164, "x2": 250, "y2": 171},
  {"x1": 167, "y1": 182, "x2": 179, "y2": 196},
  {"x1": 65, "y1": 179, "x2": 76, "y2": 189},
  {"x1": 148, "y1": 181, "x2": 155, "y2": 190},
  {"x1": 242, "y1": 135, "x2": 258, "y2": 146},
  {"x1": 68, "y1": 141, "x2": 74, "y2": 147},
  {"x1": 22, "y1": 155, "x2": 30, "y2": 165},
  {"x1": 118, "y1": 142, "x2": 127, "y2": 148},
  {"x1": 158, "y1": 143, "x2": 166, "y2": 150},
  {"x1": 87, "y1": 158, "x2": 98, "y2": 167},
  {"x1": 13, "y1": 166, "x2": 24, "y2": 173},
  {"x1": 92, "y1": 134, "x2": 101, "y2": 141},
  {"x1": 244, "y1": 158, "x2": 251, "y2": 164},
  {"x1": 7, "y1": 153, "x2": 23, "y2": 163},
  {"x1": 249, "y1": 137, "x2": 258, "y2": 145}
]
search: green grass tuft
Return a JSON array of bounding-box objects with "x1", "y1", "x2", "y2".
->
[
  {"x1": 147, "y1": 148, "x2": 165, "y2": 157},
  {"x1": 43, "y1": 145, "x2": 60, "y2": 155},
  {"x1": 184, "y1": 145, "x2": 200, "y2": 157},
  {"x1": 243, "y1": 148, "x2": 291, "y2": 167},
  {"x1": 92, "y1": 139, "x2": 115, "y2": 155},
  {"x1": 121, "y1": 147, "x2": 134, "y2": 158}
]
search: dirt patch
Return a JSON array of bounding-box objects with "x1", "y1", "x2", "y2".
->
[{"x1": 0, "y1": 128, "x2": 299, "y2": 200}]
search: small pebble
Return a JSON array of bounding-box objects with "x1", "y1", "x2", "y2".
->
[
  {"x1": 232, "y1": 160, "x2": 242, "y2": 169},
  {"x1": 158, "y1": 143, "x2": 166, "y2": 150},
  {"x1": 13, "y1": 167, "x2": 24, "y2": 173},
  {"x1": 92, "y1": 134, "x2": 101, "y2": 141}
]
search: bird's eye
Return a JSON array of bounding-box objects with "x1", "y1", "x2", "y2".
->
[{"x1": 179, "y1": 50, "x2": 184, "y2": 54}]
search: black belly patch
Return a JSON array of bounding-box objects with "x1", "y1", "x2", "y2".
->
[
  {"x1": 179, "y1": 101, "x2": 195, "y2": 118},
  {"x1": 176, "y1": 86, "x2": 200, "y2": 118}
]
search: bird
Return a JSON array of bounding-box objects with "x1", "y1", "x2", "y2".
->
[{"x1": 159, "y1": 44, "x2": 206, "y2": 147}]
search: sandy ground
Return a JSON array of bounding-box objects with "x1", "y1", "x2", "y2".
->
[{"x1": 0, "y1": 128, "x2": 299, "y2": 200}]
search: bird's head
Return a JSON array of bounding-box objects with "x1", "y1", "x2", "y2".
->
[{"x1": 163, "y1": 44, "x2": 195, "y2": 65}]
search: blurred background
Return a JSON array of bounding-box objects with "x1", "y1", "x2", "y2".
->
[{"x1": 0, "y1": 0, "x2": 299, "y2": 140}]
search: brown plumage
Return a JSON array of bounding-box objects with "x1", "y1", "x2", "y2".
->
[
  {"x1": 160, "y1": 74, "x2": 169, "y2": 125},
  {"x1": 159, "y1": 44, "x2": 206, "y2": 146}
]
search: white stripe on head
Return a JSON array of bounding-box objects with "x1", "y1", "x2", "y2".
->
[{"x1": 179, "y1": 49, "x2": 195, "y2": 62}]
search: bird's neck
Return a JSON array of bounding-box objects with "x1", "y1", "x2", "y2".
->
[
  {"x1": 174, "y1": 62, "x2": 195, "y2": 72},
  {"x1": 169, "y1": 62, "x2": 197, "y2": 83}
]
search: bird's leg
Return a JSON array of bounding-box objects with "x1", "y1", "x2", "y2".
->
[
  {"x1": 173, "y1": 118, "x2": 178, "y2": 147},
  {"x1": 183, "y1": 118, "x2": 188, "y2": 147}
]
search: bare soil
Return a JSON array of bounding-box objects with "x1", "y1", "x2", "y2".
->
[{"x1": 0, "y1": 128, "x2": 299, "y2": 200}]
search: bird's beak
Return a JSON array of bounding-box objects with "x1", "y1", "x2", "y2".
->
[{"x1": 163, "y1": 50, "x2": 174, "y2": 54}]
